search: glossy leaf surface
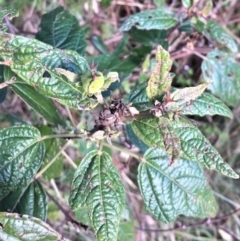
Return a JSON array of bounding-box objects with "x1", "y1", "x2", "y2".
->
[
  {"x1": 69, "y1": 150, "x2": 125, "y2": 241},
  {"x1": 132, "y1": 117, "x2": 239, "y2": 178},
  {"x1": 132, "y1": 117, "x2": 181, "y2": 163},
  {"x1": 0, "y1": 125, "x2": 45, "y2": 199},
  {"x1": 4, "y1": 67, "x2": 65, "y2": 126},
  {"x1": 129, "y1": 84, "x2": 232, "y2": 118},
  {"x1": 0, "y1": 32, "x2": 95, "y2": 109},
  {"x1": 172, "y1": 119, "x2": 239, "y2": 179},
  {"x1": 0, "y1": 181, "x2": 47, "y2": 221},
  {"x1": 36, "y1": 6, "x2": 86, "y2": 55},
  {"x1": 202, "y1": 50, "x2": 240, "y2": 107},
  {"x1": 119, "y1": 8, "x2": 177, "y2": 31},
  {"x1": 128, "y1": 82, "x2": 152, "y2": 111},
  {"x1": 126, "y1": 124, "x2": 149, "y2": 152},
  {"x1": 180, "y1": 92, "x2": 232, "y2": 118},
  {"x1": 138, "y1": 148, "x2": 217, "y2": 222},
  {"x1": 0, "y1": 212, "x2": 68, "y2": 241},
  {"x1": 132, "y1": 117, "x2": 165, "y2": 149}
]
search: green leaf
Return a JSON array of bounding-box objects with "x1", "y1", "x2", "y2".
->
[
  {"x1": 128, "y1": 28, "x2": 167, "y2": 47},
  {"x1": 146, "y1": 45, "x2": 172, "y2": 100},
  {"x1": 202, "y1": 49, "x2": 240, "y2": 107},
  {"x1": 4, "y1": 67, "x2": 65, "y2": 126},
  {"x1": 88, "y1": 46, "x2": 147, "y2": 95},
  {"x1": 206, "y1": 20, "x2": 238, "y2": 53},
  {"x1": 0, "y1": 7, "x2": 18, "y2": 32},
  {"x1": 38, "y1": 125, "x2": 63, "y2": 181},
  {"x1": 119, "y1": 8, "x2": 178, "y2": 31},
  {"x1": 100, "y1": 0, "x2": 113, "y2": 8},
  {"x1": 91, "y1": 35, "x2": 109, "y2": 54},
  {"x1": 12, "y1": 83, "x2": 65, "y2": 126},
  {"x1": 158, "y1": 117, "x2": 181, "y2": 165},
  {"x1": 199, "y1": 0, "x2": 213, "y2": 17},
  {"x1": 112, "y1": 34, "x2": 129, "y2": 56},
  {"x1": 162, "y1": 83, "x2": 211, "y2": 115},
  {"x1": 180, "y1": 92, "x2": 233, "y2": 118},
  {"x1": 0, "y1": 212, "x2": 68, "y2": 241},
  {"x1": 0, "y1": 181, "x2": 47, "y2": 221},
  {"x1": 191, "y1": 16, "x2": 205, "y2": 33},
  {"x1": 132, "y1": 117, "x2": 164, "y2": 149},
  {"x1": 0, "y1": 125, "x2": 45, "y2": 200},
  {"x1": 36, "y1": 6, "x2": 87, "y2": 55},
  {"x1": 138, "y1": 148, "x2": 217, "y2": 222},
  {"x1": 179, "y1": 20, "x2": 192, "y2": 32},
  {"x1": 0, "y1": 32, "x2": 96, "y2": 109},
  {"x1": 132, "y1": 116, "x2": 181, "y2": 164},
  {"x1": 126, "y1": 124, "x2": 148, "y2": 152},
  {"x1": 132, "y1": 117, "x2": 239, "y2": 178},
  {"x1": 182, "y1": 0, "x2": 193, "y2": 8},
  {"x1": 128, "y1": 82, "x2": 152, "y2": 111},
  {"x1": 172, "y1": 119, "x2": 239, "y2": 179},
  {"x1": 0, "y1": 65, "x2": 7, "y2": 103},
  {"x1": 69, "y1": 150, "x2": 125, "y2": 241}
]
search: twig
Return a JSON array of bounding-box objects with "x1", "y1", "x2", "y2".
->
[
  {"x1": 135, "y1": 207, "x2": 240, "y2": 232},
  {"x1": 45, "y1": 189, "x2": 89, "y2": 230},
  {"x1": 219, "y1": 227, "x2": 240, "y2": 241},
  {"x1": 62, "y1": 151, "x2": 78, "y2": 169},
  {"x1": 103, "y1": 141, "x2": 144, "y2": 161},
  {"x1": 50, "y1": 179, "x2": 61, "y2": 199},
  {"x1": 35, "y1": 140, "x2": 72, "y2": 179}
]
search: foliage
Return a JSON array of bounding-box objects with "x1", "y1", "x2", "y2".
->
[{"x1": 0, "y1": 2, "x2": 240, "y2": 241}]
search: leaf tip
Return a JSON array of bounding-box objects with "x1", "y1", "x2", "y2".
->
[{"x1": 231, "y1": 173, "x2": 239, "y2": 179}]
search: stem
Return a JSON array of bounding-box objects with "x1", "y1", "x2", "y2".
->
[
  {"x1": 35, "y1": 140, "x2": 72, "y2": 179},
  {"x1": 38, "y1": 132, "x2": 87, "y2": 142},
  {"x1": 135, "y1": 207, "x2": 240, "y2": 233},
  {"x1": 98, "y1": 140, "x2": 104, "y2": 152},
  {"x1": 66, "y1": 107, "x2": 76, "y2": 127},
  {"x1": 212, "y1": 190, "x2": 240, "y2": 208},
  {"x1": 62, "y1": 151, "x2": 78, "y2": 169},
  {"x1": 124, "y1": 110, "x2": 155, "y2": 122},
  {"x1": 103, "y1": 141, "x2": 144, "y2": 161},
  {"x1": 43, "y1": 187, "x2": 88, "y2": 230}
]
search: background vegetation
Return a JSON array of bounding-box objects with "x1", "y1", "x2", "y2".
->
[{"x1": 0, "y1": 0, "x2": 240, "y2": 240}]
